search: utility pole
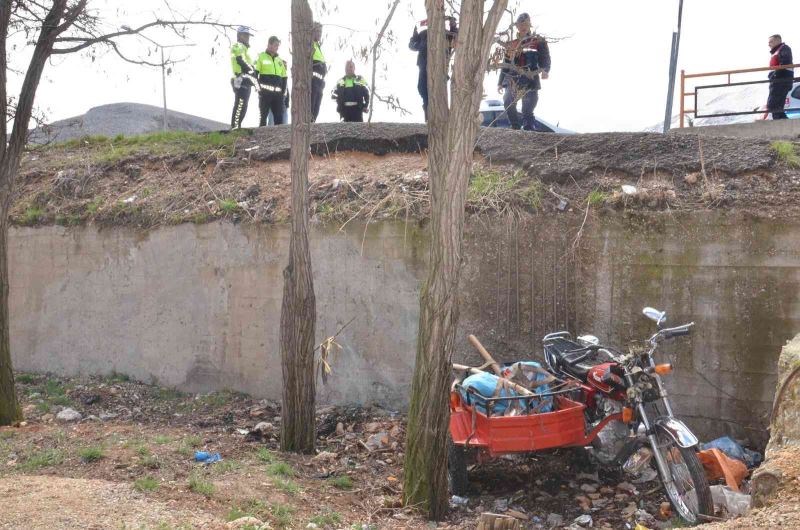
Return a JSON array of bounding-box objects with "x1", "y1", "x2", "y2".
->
[
  {"x1": 122, "y1": 26, "x2": 195, "y2": 132},
  {"x1": 663, "y1": 0, "x2": 684, "y2": 133}
]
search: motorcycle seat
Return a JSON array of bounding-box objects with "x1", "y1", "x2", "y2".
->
[{"x1": 543, "y1": 337, "x2": 605, "y2": 381}]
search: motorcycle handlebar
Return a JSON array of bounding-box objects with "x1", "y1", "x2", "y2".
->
[{"x1": 659, "y1": 322, "x2": 695, "y2": 341}]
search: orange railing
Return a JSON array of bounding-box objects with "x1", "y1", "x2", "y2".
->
[{"x1": 679, "y1": 64, "x2": 800, "y2": 127}]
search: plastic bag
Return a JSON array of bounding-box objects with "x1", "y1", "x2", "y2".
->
[
  {"x1": 702, "y1": 436, "x2": 762, "y2": 468},
  {"x1": 710, "y1": 485, "x2": 751, "y2": 517}
]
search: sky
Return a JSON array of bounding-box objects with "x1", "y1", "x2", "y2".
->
[{"x1": 17, "y1": 0, "x2": 800, "y2": 133}]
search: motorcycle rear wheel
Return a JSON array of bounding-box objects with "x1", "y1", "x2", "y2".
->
[{"x1": 653, "y1": 431, "x2": 714, "y2": 525}]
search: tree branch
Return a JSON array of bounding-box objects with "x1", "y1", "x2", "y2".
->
[{"x1": 367, "y1": 0, "x2": 401, "y2": 124}]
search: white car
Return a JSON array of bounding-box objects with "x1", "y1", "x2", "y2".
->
[
  {"x1": 479, "y1": 99, "x2": 575, "y2": 133},
  {"x1": 757, "y1": 81, "x2": 800, "y2": 119}
]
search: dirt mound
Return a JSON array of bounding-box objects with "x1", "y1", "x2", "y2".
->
[
  {"x1": 30, "y1": 103, "x2": 228, "y2": 145},
  {"x1": 12, "y1": 124, "x2": 800, "y2": 229}
]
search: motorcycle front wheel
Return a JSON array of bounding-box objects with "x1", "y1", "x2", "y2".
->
[{"x1": 653, "y1": 430, "x2": 714, "y2": 525}]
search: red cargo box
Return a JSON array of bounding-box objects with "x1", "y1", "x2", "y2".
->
[{"x1": 449, "y1": 394, "x2": 587, "y2": 457}]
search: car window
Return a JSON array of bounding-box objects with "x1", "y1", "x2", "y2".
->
[
  {"x1": 792, "y1": 84, "x2": 800, "y2": 100},
  {"x1": 480, "y1": 111, "x2": 494, "y2": 127}
]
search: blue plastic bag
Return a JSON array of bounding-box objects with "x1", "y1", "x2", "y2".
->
[
  {"x1": 194, "y1": 451, "x2": 222, "y2": 464},
  {"x1": 701, "y1": 436, "x2": 762, "y2": 469},
  {"x1": 502, "y1": 361, "x2": 554, "y2": 413}
]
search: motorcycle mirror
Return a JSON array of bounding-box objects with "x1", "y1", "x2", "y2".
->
[{"x1": 642, "y1": 307, "x2": 666, "y2": 326}]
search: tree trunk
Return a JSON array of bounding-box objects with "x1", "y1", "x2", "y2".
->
[
  {"x1": 280, "y1": 0, "x2": 317, "y2": 454},
  {"x1": 403, "y1": 0, "x2": 507, "y2": 519},
  {"x1": 0, "y1": 203, "x2": 21, "y2": 426}
]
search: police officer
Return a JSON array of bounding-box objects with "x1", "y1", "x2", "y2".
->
[
  {"x1": 409, "y1": 15, "x2": 458, "y2": 121},
  {"x1": 230, "y1": 26, "x2": 256, "y2": 129},
  {"x1": 332, "y1": 61, "x2": 370, "y2": 122},
  {"x1": 498, "y1": 13, "x2": 551, "y2": 131},
  {"x1": 311, "y1": 22, "x2": 327, "y2": 122},
  {"x1": 255, "y1": 36, "x2": 289, "y2": 126}
]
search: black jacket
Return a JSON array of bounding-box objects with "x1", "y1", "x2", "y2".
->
[
  {"x1": 499, "y1": 33, "x2": 551, "y2": 90},
  {"x1": 409, "y1": 22, "x2": 458, "y2": 72},
  {"x1": 332, "y1": 75, "x2": 370, "y2": 115},
  {"x1": 769, "y1": 43, "x2": 794, "y2": 80}
]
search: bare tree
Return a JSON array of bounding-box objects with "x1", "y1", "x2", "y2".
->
[
  {"x1": 0, "y1": 1, "x2": 232, "y2": 426},
  {"x1": 402, "y1": 0, "x2": 507, "y2": 520},
  {"x1": 279, "y1": 0, "x2": 317, "y2": 454}
]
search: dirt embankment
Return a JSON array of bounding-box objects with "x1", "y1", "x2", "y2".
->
[{"x1": 12, "y1": 123, "x2": 800, "y2": 229}]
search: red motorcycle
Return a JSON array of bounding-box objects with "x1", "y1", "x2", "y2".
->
[{"x1": 541, "y1": 307, "x2": 713, "y2": 524}]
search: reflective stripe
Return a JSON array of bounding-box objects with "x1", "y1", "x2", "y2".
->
[
  {"x1": 344, "y1": 101, "x2": 359, "y2": 107},
  {"x1": 313, "y1": 72, "x2": 325, "y2": 80},
  {"x1": 260, "y1": 85, "x2": 282, "y2": 92},
  {"x1": 255, "y1": 52, "x2": 287, "y2": 77},
  {"x1": 522, "y1": 48, "x2": 538, "y2": 52}
]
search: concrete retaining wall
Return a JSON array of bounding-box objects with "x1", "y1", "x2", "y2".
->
[{"x1": 10, "y1": 214, "x2": 800, "y2": 446}]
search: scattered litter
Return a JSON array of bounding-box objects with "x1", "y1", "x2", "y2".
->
[
  {"x1": 699, "y1": 447, "x2": 748, "y2": 490},
  {"x1": 621, "y1": 185, "x2": 637, "y2": 195},
  {"x1": 122, "y1": 195, "x2": 137, "y2": 204},
  {"x1": 194, "y1": 451, "x2": 222, "y2": 464},
  {"x1": 493, "y1": 497, "x2": 509, "y2": 512},
  {"x1": 574, "y1": 513, "x2": 593, "y2": 527},
  {"x1": 450, "y1": 495, "x2": 469, "y2": 507},
  {"x1": 226, "y1": 516, "x2": 266, "y2": 529},
  {"x1": 55, "y1": 408, "x2": 82, "y2": 423},
  {"x1": 710, "y1": 485, "x2": 751, "y2": 517},
  {"x1": 631, "y1": 468, "x2": 658, "y2": 484},
  {"x1": 623, "y1": 447, "x2": 653, "y2": 475},
  {"x1": 557, "y1": 198, "x2": 569, "y2": 211},
  {"x1": 235, "y1": 428, "x2": 249, "y2": 435},
  {"x1": 243, "y1": 146, "x2": 259, "y2": 152},
  {"x1": 702, "y1": 436, "x2": 762, "y2": 468},
  {"x1": 364, "y1": 432, "x2": 389, "y2": 451},
  {"x1": 546, "y1": 513, "x2": 564, "y2": 527}
]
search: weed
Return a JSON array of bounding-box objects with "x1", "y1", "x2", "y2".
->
[
  {"x1": 310, "y1": 511, "x2": 342, "y2": 527},
  {"x1": 183, "y1": 435, "x2": 203, "y2": 448},
  {"x1": 518, "y1": 181, "x2": 542, "y2": 210},
  {"x1": 136, "y1": 445, "x2": 152, "y2": 457},
  {"x1": 155, "y1": 387, "x2": 184, "y2": 401},
  {"x1": 108, "y1": 371, "x2": 131, "y2": 383},
  {"x1": 213, "y1": 460, "x2": 241, "y2": 474},
  {"x1": 219, "y1": 199, "x2": 238, "y2": 214},
  {"x1": 328, "y1": 475, "x2": 354, "y2": 490},
  {"x1": 16, "y1": 373, "x2": 36, "y2": 385},
  {"x1": 268, "y1": 461, "x2": 295, "y2": 478},
  {"x1": 0, "y1": 431, "x2": 15, "y2": 440},
  {"x1": 226, "y1": 499, "x2": 270, "y2": 522},
  {"x1": 139, "y1": 455, "x2": 160, "y2": 470},
  {"x1": 468, "y1": 169, "x2": 515, "y2": 202},
  {"x1": 587, "y1": 189, "x2": 609, "y2": 207},
  {"x1": 153, "y1": 435, "x2": 172, "y2": 445},
  {"x1": 275, "y1": 477, "x2": 299, "y2": 495},
  {"x1": 256, "y1": 447, "x2": 276, "y2": 464},
  {"x1": 86, "y1": 198, "x2": 103, "y2": 214},
  {"x1": 35, "y1": 401, "x2": 51, "y2": 414},
  {"x1": 270, "y1": 503, "x2": 295, "y2": 529},
  {"x1": 79, "y1": 446, "x2": 105, "y2": 463},
  {"x1": 225, "y1": 507, "x2": 248, "y2": 522},
  {"x1": 22, "y1": 206, "x2": 44, "y2": 225},
  {"x1": 771, "y1": 140, "x2": 800, "y2": 168},
  {"x1": 18, "y1": 448, "x2": 64, "y2": 471},
  {"x1": 188, "y1": 473, "x2": 215, "y2": 497},
  {"x1": 134, "y1": 476, "x2": 160, "y2": 492}
]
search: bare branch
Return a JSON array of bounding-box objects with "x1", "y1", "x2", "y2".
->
[{"x1": 368, "y1": 0, "x2": 401, "y2": 124}]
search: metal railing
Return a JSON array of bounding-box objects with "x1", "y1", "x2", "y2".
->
[{"x1": 679, "y1": 64, "x2": 800, "y2": 127}]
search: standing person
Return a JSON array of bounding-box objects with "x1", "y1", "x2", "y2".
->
[
  {"x1": 409, "y1": 15, "x2": 458, "y2": 121},
  {"x1": 311, "y1": 22, "x2": 327, "y2": 122},
  {"x1": 498, "y1": 13, "x2": 551, "y2": 131},
  {"x1": 230, "y1": 26, "x2": 256, "y2": 129},
  {"x1": 255, "y1": 36, "x2": 290, "y2": 127},
  {"x1": 767, "y1": 34, "x2": 794, "y2": 120},
  {"x1": 332, "y1": 60, "x2": 370, "y2": 122}
]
